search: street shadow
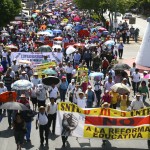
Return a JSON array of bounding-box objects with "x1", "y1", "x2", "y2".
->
[
  {"x1": 0, "y1": 128, "x2": 14, "y2": 138},
  {"x1": 38, "y1": 145, "x2": 49, "y2": 150},
  {"x1": 49, "y1": 133, "x2": 59, "y2": 141},
  {"x1": 144, "y1": 101, "x2": 150, "y2": 107},
  {"x1": 101, "y1": 140, "x2": 112, "y2": 149},
  {"x1": 22, "y1": 141, "x2": 34, "y2": 149},
  {"x1": 56, "y1": 148, "x2": 149, "y2": 150}
]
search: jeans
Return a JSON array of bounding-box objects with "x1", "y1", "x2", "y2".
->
[
  {"x1": 95, "y1": 90, "x2": 101, "y2": 107},
  {"x1": 118, "y1": 49, "x2": 123, "y2": 58},
  {"x1": 37, "y1": 100, "x2": 46, "y2": 108},
  {"x1": 48, "y1": 113, "x2": 56, "y2": 133},
  {"x1": 132, "y1": 81, "x2": 140, "y2": 95},
  {"x1": 39, "y1": 124, "x2": 49, "y2": 144},
  {"x1": 25, "y1": 122, "x2": 31, "y2": 140},
  {"x1": 7, "y1": 110, "x2": 14, "y2": 126},
  {"x1": 60, "y1": 89, "x2": 67, "y2": 102}
]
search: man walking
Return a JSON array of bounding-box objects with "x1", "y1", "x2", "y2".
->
[{"x1": 36, "y1": 106, "x2": 49, "y2": 147}]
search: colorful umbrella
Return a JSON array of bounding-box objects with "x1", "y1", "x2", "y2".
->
[
  {"x1": 66, "y1": 46, "x2": 77, "y2": 55},
  {"x1": 32, "y1": 13, "x2": 38, "y2": 18},
  {"x1": 54, "y1": 37, "x2": 63, "y2": 41},
  {"x1": 144, "y1": 74, "x2": 150, "y2": 79},
  {"x1": 53, "y1": 29, "x2": 62, "y2": 34},
  {"x1": 11, "y1": 80, "x2": 33, "y2": 90},
  {"x1": 73, "y1": 16, "x2": 81, "y2": 22},
  {"x1": 40, "y1": 25, "x2": 47, "y2": 30},
  {"x1": 104, "y1": 40, "x2": 115, "y2": 46},
  {"x1": 18, "y1": 60, "x2": 32, "y2": 64},
  {"x1": 42, "y1": 69, "x2": 57, "y2": 75},
  {"x1": 38, "y1": 45, "x2": 52, "y2": 52},
  {"x1": 89, "y1": 72, "x2": 104, "y2": 77},
  {"x1": 5, "y1": 45, "x2": 18, "y2": 50},
  {"x1": 110, "y1": 83, "x2": 130, "y2": 94},
  {"x1": 74, "y1": 43, "x2": 85, "y2": 48}
]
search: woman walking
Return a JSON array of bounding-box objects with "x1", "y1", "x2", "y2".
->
[{"x1": 13, "y1": 113, "x2": 26, "y2": 150}]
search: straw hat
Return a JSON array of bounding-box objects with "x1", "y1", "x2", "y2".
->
[
  {"x1": 20, "y1": 94, "x2": 26, "y2": 98},
  {"x1": 102, "y1": 102, "x2": 110, "y2": 108},
  {"x1": 87, "y1": 85, "x2": 92, "y2": 89},
  {"x1": 33, "y1": 72, "x2": 38, "y2": 76},
  {"x1": 39, "y1": 106, "x2": 45, "y2": 110}
]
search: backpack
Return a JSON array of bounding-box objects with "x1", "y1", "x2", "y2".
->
[{"x1": 38, "y1": 112, "x2": 48, "y2": 119}]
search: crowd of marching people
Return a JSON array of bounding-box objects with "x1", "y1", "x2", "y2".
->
[{"x1": 0, "y1": 0, "x2": 149, "y2": 149}]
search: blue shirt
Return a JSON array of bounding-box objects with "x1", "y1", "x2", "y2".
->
[
  {"x1": 60, "y1": 81, "x2": 68, "y2": 90},
  {"x1": 87, "y1": 91, "x2": 94, "y2": 102}
]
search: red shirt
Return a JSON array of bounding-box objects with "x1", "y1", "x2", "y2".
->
[{"x1": 17, "y1": 99, "x2": 29, "y2": 105}]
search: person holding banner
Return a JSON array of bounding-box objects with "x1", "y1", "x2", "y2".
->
[
  {"x1": 101, "y1": 102, "x2": 110, "y2": 146},
  {"x1": 85, "y1": 85, "x2": 96, "y2": 108},
  {"x1": 42, "y1": 55, "x2": 49, "y2": 64},
  {"x1": 77, "y1": 92, "x2": 87, "y2": 108},
  {"x1": 130, "y1": 93, "x2": 144, "y2": 110}
]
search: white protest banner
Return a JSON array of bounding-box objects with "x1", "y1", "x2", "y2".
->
[{"x1": 11, "y1": 52, "x2": 63, "y2": 66}]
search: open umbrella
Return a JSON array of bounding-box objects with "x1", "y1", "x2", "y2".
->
[
  {"x1": 40, "y1": 25, "x2": 47, "y2": 30},
  {"x1": 104, "y1": 40, "x2": 115, "y2": 46},
  {"x1": 18, "y1": 60, "x2": 32, "y2": 65},
  {"x1": 144, "y1": 74, "x2": 150, "y2": 79},
  {"x1": 52, "y1": 45, "x2": 62, "y2": 49},
  {"x1": 74, "y1": 43, "x2": 85, "y2": 48},
  {"x1": 0, "y1": 102, "x2": 28, "y2": 110},
  {"x1": 110, "y1": 83, "x2": 130, "y2": 94},
  {"x1": 11, "y1": 80, "x2": 33, "y2": 90},
  {"x1": 89, "y1": 72, "x2": 104, "y2": 78},
  {"x1": 54, "y1": 37, "x2": 63, "y2": 41},
  {"x1": 1, "y1": 33, "x2": 10, "y2": 37},
  {"x1": 38, "y1": 45, "x2": 52, "y2": 52},
  {"x1": 42, "y1": 69, "x2": 57, "y2": 75},
  {"x1": 53, "y1": 29, "x2": 62, "y2": 34},
  {"x1": 5, "y1": 45, "x2": 18, "y2": 50},
  {"x1": 113, "y1": 64, "x2": 131, "y2": 70},
  {"x1": 66, "y1": 46, "x2": 77, "y2": 55},
  {"x1": 42, "y1": 76, "x2": 60, "y2": 85}
]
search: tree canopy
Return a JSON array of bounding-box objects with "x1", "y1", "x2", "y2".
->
[{"x1": 0, "y1": 0, "x2": 22, "y2": 27}]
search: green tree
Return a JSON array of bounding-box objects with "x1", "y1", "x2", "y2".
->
[{"x1": 0, "y1": 0, "x2": 21, "y2": 27}]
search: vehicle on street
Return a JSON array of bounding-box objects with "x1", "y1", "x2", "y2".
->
[{"x1": 122, "y1": 13, "x2": 132, "y2": 19}]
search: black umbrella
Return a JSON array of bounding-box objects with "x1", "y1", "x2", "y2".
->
[
  {"x1": 42, "y1": 76, "x2": 60, "y2": 86},
  {"x1": 0, "y1": 102, "x2": 28, "y2": 110},
  {"x1": 113, "y1": 63, "x2": 131, "y2": 70}
]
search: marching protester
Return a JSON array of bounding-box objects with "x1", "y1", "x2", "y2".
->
[
  {"x1": 36, "y1": 84, "x2": 47, "y2": 107},
  {"x1": 36, "y1": 106, "x2": 49, "y2": 147},
  {"x1": 13, "y1": 113, "x2": 26, "y2": 150},
  {"x1": 47, "y1": 97, "x2": 57, "y2": 134}
]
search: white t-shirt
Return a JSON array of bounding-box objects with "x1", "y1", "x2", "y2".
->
[
  {"x1": 11, "y1": 65, "x2": 19, "y2": 72},
  {"x1": 36, "y1": 113, "x2": 48, "y2": 125},
  {"x1": 132, "y1": 72, "x2": 141, "y2": 82},
  {"x1": 31, "y1": 78, "x2": 41, "y2": 87},
  {"x1": 49, "y1": 86, "x2": 58, "y2": 99},
  {"x1": 104, "y1": 81, "x2": 115, "y2": 91},
  {"x1": 131, "y1": 99, "x2": 144, "y2": 110},
  {"x1": 0, "y1": 86, "x2": 7, "y2": 94},
  {"x1": 47, "y1": 103, "x2": 57, "y2": 114},
  {"x1": 77, "y1": 97, "x2": 87, "y2": 108}
]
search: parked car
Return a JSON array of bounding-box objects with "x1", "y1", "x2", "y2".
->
[
  {"x1": 113, "y1": 12, "x2": 121, "y2": 17},
  {"x1": 122, "y1": 13, "x2": 132, "y2": 19}
]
